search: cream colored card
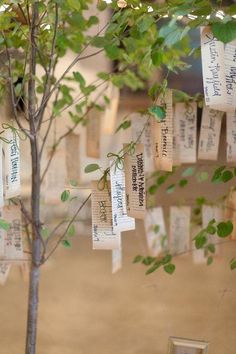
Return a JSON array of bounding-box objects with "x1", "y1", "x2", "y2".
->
[
  {"x1": 144, "y1": 207, "x2": 167, "y2": 257},
  {"x1": 124, "y1": 143, "x2": 146, "y2": 219},
  {"x1": 65, "y1": 133, "x2": 80, "y2": 183},
  {"x1": 0, "y1": 263, "x2": 11, "y2": 286},
  {"x1": 4, "y1": 130, "x2": 21, "y2": 199},
  {"x1": 86, "y1": 108, "x2": 101, "y2": 158},
  {"x1": 174, "y1": 102, "x2": 197, "y2": 163},
  {"x1": 91, "y1": 181, "x2": 121, "y2": 250},
  {"x1": 198, "y1": 106, "x2": 223, "y2": 160},
  {"x1": 112, "y1": 248, "x2": 122, "y2": 274},
  {"x1": 226, "y1": 111, "x2": 236, "y2": 162},
  {"x1": 225, "y1": 42, "x2": 236, "y2": 110},
  {"x1": 152, "y1": 89, "x2": 173, "y2": 171},
  {"x1": 172, "y1": 106, "x2": 181, "y2": 166},
  {"x1": 3, "y1": 205, "x2": 23, "y2": 260},
  {"x1": 110, "y1": 162, "x2": 135, "y2": 232},
  {"x1": 103, "y1": 83, "x2": 120, "y2": 135},
  {"x1": 169, "y1": 206, "x2": 191, "y2": 254}
]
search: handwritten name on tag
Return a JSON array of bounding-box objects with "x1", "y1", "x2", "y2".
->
[
  {"x1": 4, "y1": 130, "x2": 21, "y2": 199},
  {"x1": 144, "y1": 207, "x2": 167, "y2": 257},
  {"x1": 0, "y1": 263, "x2": 11, "y2": 286},
  {"x1": 110, "y1": 162, "x2": 135, "y2": 232},
  {"x1": 124, "y1": 144, "x2": 146, "y2": 219},
  {"x1": 3, "y1": 205, "x2": 23, "y2": 260},
  {"x1": 198, "y1": 106, "x2": 223, "y2": 160},
  {"x1": 103, "y1": 83, "x2": 120, "y2": 135},
  {"x1": 86, "y1": 108, "x2": 101, "y2": 158},
  {"x1": 170, "y1": 206, "x2": 191, "y2": 254},
  {"x1": 226, "y1": 111, "x2": 236, "y2": 162},
  {"x1": 131, "y1": 113, "x2": 154, "y2": 172},
  {"x1": 225, "y1": 42, "x2": 236, "y2": 108},
  {"x1": 65, "y1": 133, "x2": 80, "y2": 183},
  {"x1": 152, "y1": 89, "x2": 173, "y2": 171},
  {"x1": 112, "y1": 248, "x2": 122, "y2": 274},
  {"x1": 174, "y1": 102, "x2": 197, "y2": 163},
  {"x1": 92, "y1": 181, "x2": 121, "y2": 250}
]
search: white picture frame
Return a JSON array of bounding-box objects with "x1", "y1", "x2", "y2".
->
[{"x1": 168, "y1": 337, "x2": 209, "y2": 354}]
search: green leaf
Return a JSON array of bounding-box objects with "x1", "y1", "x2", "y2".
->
[
  {"x1": 137, "y1": 16, "x2": 154, "y2": 33},
  {"x1": 148, "y1": 105, "x2": 166, "y2": 121},
  {"x1": 212, "y1": 21, "x2": 236, "y2": 44},
  {"x1": 84, "y1": 163, "x2": 100, "y2": 173},
  {"x1": 0, "y1": 219, "x2": 10, "y2": 231},
  {"x1": 146, "y1": 263, "x2": 161, "y2": 275},
  {"x1": 197, "y1": 171, "x2": 209, "y2": 182},
  {"x1": 230, "y1": 259, "x2": 236, "y2": 270},
  {"x1": 153, "y1": 224, "x2": 160, "y2": 233},
  {"x1": 161, "y1": 254, "x2": 172, "y2": 265},
  {"x1": 164, "y1": 263, "x2": 176, "y2": 274},
  {"x1": 195, "y1": 231, "x2": 207, "y2": 249},
  {"x1": 67, "y1": 0, "x2": 81, "y2": 11},
  {"x1": 182, "y1": 167, "x2": 195, "y2": 177},
  {"x1": 151, "y1": 50, "x2": 163, "y2": 66},
  {"x1": 221, "y1": 170, "x2": 233, "y2": 183},
  {"x1": 208, "y1": 244, "x2": 216, "y2": 254},
  {"x1": 149, "y1": 184, "x2": 158, "y2": 195},
  {"x1": 67, "y1": 224, "x2": 76, "y2": 237},
  {"x1": 87, "y1": 16, "x2": 99, "y2": 27},
  {"x1": 206, "y1": 224, "x2": 216, "y2": 235},
  {"x1": 104, "y1": 44, "x2": 121, "y2": 60},
  {"x1": 41, "y1": 227, "x2": 50, "y2": 239},
  {"x1": 115, "y1": 120, "x2": 131, "y2": 133},
  {"x1": 207, "y1": 256, "x2": 213, "y2": 266},
  {"x1": 61, "y1": 239, "x2": 71, "y2": 248},
  {"x1": 211, "y1": 165, "x2": 225, "y2": 183},
  {"x1": 61, "y1": 190, "x2": 70, "y2": 202},
  {"x1": 217, "y1": 221, "x2": 233, "y2": 238},
  {"x1": 73, "y1": 71, "x2": 86, "y2": 87},
  {"x1": 166, "y1": 184, "x2": 175, "y2": 194},
  {"x1": 133, "y1": 255, "x2": 143, "y2": 263},
  {"x1": 142, "y1": 256, "x2": 155, "y2": 266},
  {"x1": 179, "y1": 178, "x2": 188, "y2": 188}
]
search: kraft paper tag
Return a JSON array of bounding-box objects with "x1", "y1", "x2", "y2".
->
[
  {"x1": 174, "y1": 102, "x2": 197, "y2": 163},
  {"x1": 91, "y1": 181, "x2": 121, "y2": 250},
  {"x1": 144, "y1": 207, "x2": 167, "y2": 257},
  {"x1": 3, "y1": 205, "x2": 23, "y2": 260},
  {"x1": 225, "y1": 42, "x2": 236, "y2": 110},
  {"x1": 152, "y1": 89, "x2": 173, "y2": 171},
  {"x1": 65, "y1": 133, "x2": 80, "y2": 183},
  {"x1": 110, "y1": 162, "x2": 135, "y2": 232},
  {"x1": 103, "y1": 83, "x2": 120, "y2": 135},
  {"x1": 226, "y1": 111, "x2": 236, "y2": 163},
  {"x1": 169, "y1": 206, "x2": 191, "y2": 254},
  {"x1": 124, "y1": 143, "x2": 146, "y2": 219},
  {"x1": 86, "y1": 108, "x2": 101, "y2": 158},
  {"x1": 198, "y1": 106, "x2": 223, "y2": 160},
  {"x1": 4, "y1": 130, "x2": 21, "y2": 199},
  {"x1": 0, "y1": 263, "x2": 11, "y2": 286},
  {"x1": 131, "y1": 113, "x2": 154, "y2": 172},
  {"x1": 112, "y1": 248, "x2": 122, "y2": 274}
]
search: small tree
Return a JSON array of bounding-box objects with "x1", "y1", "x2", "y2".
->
[{"x1": 0, "y1": 1, "x2": 236, "y2": 354}]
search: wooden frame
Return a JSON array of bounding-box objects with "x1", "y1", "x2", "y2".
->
[{"x1": 168, "y1": 337, "x2": 209, "y2": 354}]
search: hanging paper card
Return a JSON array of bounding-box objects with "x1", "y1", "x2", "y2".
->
[
  {"x1": 3, "y1": 205, "x2": 23, "y2": 260},
  {"x1": 0, "y1": 263, "x2": 11, "y2": 286},
  {"x1": 202, "y1": 205, "x2": 223, "y2": 254},
  {"x1": 91, "y1": 181, "x2": 121, "y2": 250},
  {"x1": 144, "y1": 207, "x2": 167, "y2": 257},
  {"x1": 124, "y1": 143, "x2": 146, "y2": 219},
  {"x1": 112, "y1": 248, "x2": 122, "y2": 274},
  {"x1": 131, "y1": 113, "x2": 154, "y2": 172},
  {"x1": 0, "y1": 141, "x2": 4, "y2": 207},
  {"x1": 226, "y1": 111, "x2": 236, "y2": 163},
  {"x1": 174, "y1": 102, "x2": 197, "y2": 163},
  {"x1": 172, "y1": 106, "x2": 181, "y2": 166},
  {"x1": 103, "y1": 83, "x2": 120, "y2": 135},
  {"x1": 225, "y1": 42, "x2": 236, "y2": 110},
  {"x1": 192, "y1": 224, "x2": 206, "y2": 264},
  {"x1": 198, "y1": 106, "x2": 223, "y2": 160},
  {"x1": 110, "y1": 162, "x2": 135, "y2": 232},
  {"x1": 169, "y1": 206, "x2": 191, "y2": 254},
  {"x1": 65, "y1": 133, "x2": 80, "y2": 183},
  {"x1": 4, "y1": 130, "x2": 21, "y2": 199},
  {"x1": 86, "y1": 108, "x2": 101, "y2": 158},
  {"x1": 152, "y1": 89, "x2": 173, "y2": 171}
]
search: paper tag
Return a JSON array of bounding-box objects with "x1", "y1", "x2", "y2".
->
[
  {"x1": 65, "y1": 133, "x2": 80, "y2": 183},
  {"x1": 131, "y1": 113, "x2": 154, "y2": 172},
  {"x1": 4, "y1": 130, "x2": 21, "y2": 199},
  {"x1": 198, "y1": 106, "x2": 223, "y2": 160},
  {"x1": 124, "y1": 143, "x2": 146, "y2": 219},
  {"x1": 152, "y1": 89, "x2": 173, "y2": 171},
  {"x1": 192, "y1": 224, "x2": 206, "y2": 264},
  {"x1": 103, "y1": 83, "x2": 120, "y2": 135},
  {"x1": 225, "y1": 42, "x2": 236, "y2": 109},
  {"x1": 226, "y1": 111, "x2": 236, "y2": 162},
  {"x1": 174, "y1": 102, "x2": 197, "y2": 163},
  {"x1": 169, "y1": 206, "x2": 191, "y2": 254},
  {"x1": 112, "y1": 248, "x2": 122, "y2": 274},
  {"x1": 3, "y1": 205, "x2": 23, "y2": 260},
  {"x1": 86, "y1": 108, "x2": 101, "y2": 158},
  {"x1": 0, "y1": 263, "x2": 11, "y2": 285},
  {"x1": 110, "y1": 162, "x2": 135, "y2": 232},
  {"x1": 0, "y1": 209, "x2": 4, "y2": 258},
  {"x1": 144, "y1": 207, "x2": 167, "y2": 257},
  {"x1": 20, "y1": 262, "x2": 30, "y2": 282},
  {"x1": 91, "y1": 181, "x2": 121, "y2": 250}
]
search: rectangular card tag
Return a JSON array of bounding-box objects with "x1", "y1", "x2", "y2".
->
[
  {"x1": 86, "y1": 108, "x2": 101, "y2": 158},
  {"x1": 4, "y1": 130, "x2": 21, "y2": 199},
  {"x1": 91, "y1": 181, "x2": 121, "y2": 250},
  {"x1": 124, "y1": 143, "x2": 146, "y2": 219},
  {"x1": 65, "y1": 133, "x2": 80, "y2": 183},
  {"x1": 110, "y1": 162, "x2": 135, "y2": 232},
  {"x1": 144, "y1": 207, "x2": 167, "y2": 257},
  {"x1": 3, "y1": 205, "x2": 23, "y2": 260},
  {"x1": 169, "y1": 206, "x2": 191, "y2": 254},
  {"x1": 226, "y1": 111, "x2": 236, "y2": 163},
  {"x1": 225, "y1": 42, "x2": 236, "y2": 110},
  {"x1": 103, "y1": 83, "x2": 120, "y2": 135},
  {"x1": 198, "y1": 106, "x2": 223, "y2": 160},
  {"x1": 112, "y1": 248, "x2": 122, "y2": 274},
  {"x1": 0, "y1": 263, "x2": 11, "y2": 286},
  {"x1": 152, "y1": 89, "x2": 173, "y2": 171},
  {"x1": 175, "y1": 102, "x2": 197, "y2": 163}
]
